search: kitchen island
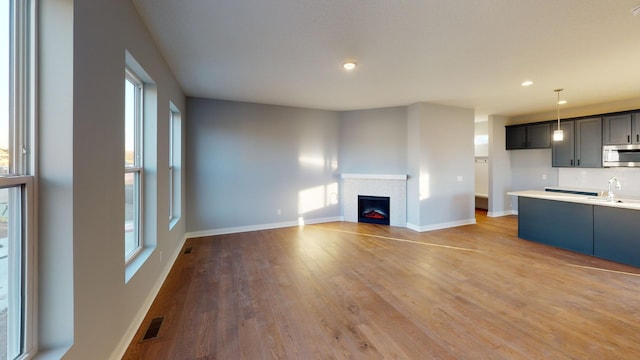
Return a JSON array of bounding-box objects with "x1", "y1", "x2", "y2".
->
[{"x1": 508, "y1": 190, "x2": 640, "y2": 268}]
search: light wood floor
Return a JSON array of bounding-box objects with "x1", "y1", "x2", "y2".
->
[{"x1": 123, "y1": 210, "x2": 640, "y2": 359}]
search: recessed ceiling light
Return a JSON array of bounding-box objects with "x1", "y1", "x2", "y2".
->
[
  {"x1": 521, "y1": 80, "x2": 533, "y2": 87},
  {"x1": 342, "y1": 61, "x2": 357, "y2": 71}
]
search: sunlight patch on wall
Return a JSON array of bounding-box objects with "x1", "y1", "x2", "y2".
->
[
  {"x1": 298, "y1": 155, "x2": 338, "y2": 170},
  {"x1": 298, "y1": 182, "x2": 338, "y2": 214},
  {"x1": 420, "y1": 172, "x2": 430, "y2": 200}
]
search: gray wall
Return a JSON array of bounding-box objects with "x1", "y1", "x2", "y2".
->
[
  {"x1": 187, "y1": 100, "x2": 477, "y2": 233},
  {"x1": 510, "y1": 149, "x2": 558, "y2": 211},
  {"x1": 39, "y1": 0, "x2": 186, "y2": 358},
  {"x1": 411, "y1": 103, "x2": 475, "y2": 228},
  {"x1": 488, "y1": 115, "x2": 512, "y2": 216},
  {"x1": 339, "y1": 107, "x2": 407, "y2": 174},
  {"x1": 406, "y1": 105, "x2": 421, "y2": 225},
  {"x1": 186, "y1": 98, "x2": 340, "y2": 232}
]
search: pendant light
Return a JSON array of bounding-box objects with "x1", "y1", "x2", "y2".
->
[{"x1": 553, "y1": 89, "x2": 564, "y2": 141}]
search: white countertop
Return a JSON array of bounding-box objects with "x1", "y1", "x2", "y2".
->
[{"x1": 508, "y1": 190, "x2": 640, "y2": 211}]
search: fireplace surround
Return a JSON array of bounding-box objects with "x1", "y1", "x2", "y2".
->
[{"x1": 342, "y1": 174, "x2": 407, "y2": 227}]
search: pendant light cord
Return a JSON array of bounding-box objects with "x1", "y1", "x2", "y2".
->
[{"x1": 555, "y1": 89, "x2": 562, "y2": 130}]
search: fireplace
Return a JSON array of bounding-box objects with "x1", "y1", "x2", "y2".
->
[
  {"x1": 342, "y1": 174, "x2": 406, "y2": 227},
  {"x1": 358, "y1": 195, "x2": 390, "y2": 225}
]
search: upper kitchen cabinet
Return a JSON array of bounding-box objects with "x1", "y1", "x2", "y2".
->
[
  {"x1": 634, "y1": 113, "x2": 640, "y2": 144},
  {"x1": 506, "y1": 122, "x2": 551, "y2": 150},
  {"x1": 575, "y1": 117, "x2": 602, "y2": 167},
  {"x1": 552, "y1": 120, "x2": 575, "y2": 167},
  {"x1": 506, "y1": 125, "x2": 526, "y2": 149},
  {"x1": 552, "y1": 117, "x2": 602, "y2": 168},
  {"x1": 603, "y1": 113, "x2": 640, "y2": 145}
]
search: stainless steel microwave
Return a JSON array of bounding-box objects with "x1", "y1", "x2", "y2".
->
[{"x1": 603, "y1": 144, "x2": 640, "y2": 167}]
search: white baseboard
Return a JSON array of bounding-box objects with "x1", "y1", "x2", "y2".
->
[
  {"x1": 109, "y1": 234, "x2": 188, "y2": 360},
  {"x1": 303, "y1": 216, "x2": 344, "y2": 225},
  {"x1": 186, "y1": 216, "x2": 345, "y2": 238},
  {"x1": 487, "y1": 210, "x2": 517, "y2": 217},
  {"x1": 406, "y1": 218, "x2": 476, "y2": 232}
]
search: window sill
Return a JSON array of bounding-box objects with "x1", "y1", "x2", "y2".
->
[
  {"x1": 169, "y1": 217, "x2": 180, "y2": 230},
  {"x1": 31, "y1": 345, "x2": 71, "y2": 360},
  {"x1": 125, "y1": 247, "x2": 154, "y2": 283}
]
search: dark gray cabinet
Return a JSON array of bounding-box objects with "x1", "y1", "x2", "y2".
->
[
  {"x1": 575, "y1": 117, "x2": 602, "y2": 167},
  {"x1": 603, "y1": 113, "x2": 639, "y2": 145},
  {"x1": 594, "y1": 206, "x2": 640, "y2": 267},
  {"x1": 634, "y1": 113, "x2": 640, "y2": 144},
  {"x1": 518, "y1": 197, "x2": 593, "y2": 255},
  {"x1": 552, "y1": 117, "x2": 602, "y2": 168},
  {"x1": 517, "y1": 196, "x2": 640, "y2": 268},
  {"x1": 528, "y1": 123, "x2": 551, "y2": 148},
  {"x1": 506, "y1": 122, "x2": 551, "y2": 150},
  {"x1": 506, "y1": 125, "x2": 527, "y2": 149},
  {"x1": 552, "y1": 120, "x2": 575, "y2": 167}
]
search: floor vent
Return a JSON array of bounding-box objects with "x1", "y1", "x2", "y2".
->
[
  {"x1": 184, "y1": 246, "x2": 192, "y2": 254},
  {"x1": 141, "y1": 317, "x2": 164, "y2": 342}
]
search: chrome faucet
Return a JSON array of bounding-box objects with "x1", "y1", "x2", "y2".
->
[{"x1": 607, "y1": 176, "x2": 621, "y2": 200}]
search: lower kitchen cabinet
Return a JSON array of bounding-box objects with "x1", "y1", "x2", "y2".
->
[
  {"x1": 518, "y1": 196, "x2": 640, "y2": 268},
  {"x1": 518, "y1": 197, "x2": 593, "y2": 255},
  {"x1": 594, "y1": 206, "x2": 640, "y2": 267}
]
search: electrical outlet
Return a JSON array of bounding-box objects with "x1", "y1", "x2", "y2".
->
[
  {"x1": 277, "y1": 209, "x2": 282, "y2": 216},
  {"x1": 457, "y1": 176, "x2": 463, "y2": 182},
  {"x1": 542, "y1": 174, "x2": 547, "y2": 180}
]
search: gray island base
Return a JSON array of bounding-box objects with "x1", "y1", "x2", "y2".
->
[{"x1": 509, "y1": 190, "x2": 640, "y2": 268}]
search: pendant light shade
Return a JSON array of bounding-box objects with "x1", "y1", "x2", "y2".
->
[
  {"x1": 553, "y1": 129, "x2": 564, "y2": 141},
  {"x1": 553, "y1": 89, "x2": 564, "y2": 142}
]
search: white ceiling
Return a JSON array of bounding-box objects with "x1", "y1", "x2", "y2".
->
[{"x1": 131, "y1": 0, "x2": 640, "y2": 117}]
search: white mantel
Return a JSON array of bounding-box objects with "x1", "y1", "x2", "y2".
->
[
  {"x1": 341, "y1": 173, "x2": 408, "y2": 181},
  {"x1": 341, "y1": 174, "x2": 408, "y2": 227}
]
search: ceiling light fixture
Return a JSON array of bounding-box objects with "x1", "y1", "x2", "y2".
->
[
  {"x1": 553, "y1": 89, "x2": 564, "y2": 142},
  {"x1": 342, "y1": 61, "x2": 357, "y2": 71},
  {"x1": 521, "y1": 80, "x2": 533, "y2": 87},
  {"x1": 632, "y1": 5, "x2": 640, "y2": 16}
]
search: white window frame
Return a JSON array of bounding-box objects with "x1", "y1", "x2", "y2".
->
[
  {"x1": 1, "y1": 0, "x2": 37, "y2": 358},
  {"x1": 168, "y1": 109, "x2": 173, "y2": 221},
  {"x1": 168, "y1": 103, "x2": 180, "y2": 228},
  {"x1": 124, "y1": 68, "x2": 144, "y2": 262}
]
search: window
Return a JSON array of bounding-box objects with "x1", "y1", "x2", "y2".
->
[
  {"x1": 0, "y1": 0, "x2": 36, "y2": 358},
  {"x1": 168, "y1": 103, "x2": 181, "y2": 227},
  {"x1": 124, "y1": 51, "x2": 157, "y2": 280},
  {"x1": 124, "y1": 68, "x2": 143, "y2": 261}
]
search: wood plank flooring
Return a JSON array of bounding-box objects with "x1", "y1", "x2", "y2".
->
[{"x1": 123, "y1": 210, "x2": 640, "y2": 359}]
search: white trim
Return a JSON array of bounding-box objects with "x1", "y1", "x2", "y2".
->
[
  {"x1": 341, "y1": 173, "x2": 408, "y2": 180},
  {"x1": 301, "y1": 216, "x2": 344, "y2": 225},
  {"x1": 186, "y1": 216, "x2": 344, "y2": 238},
  {"x1": 109, "y1": 234, "x2": 188, "y2": 360},
  {"x1": 406, "y1": 218, "x2": 476, "y2": 232},
  {"x1": 487, "y1": 210, "x2": 517, "y2": 217}
]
